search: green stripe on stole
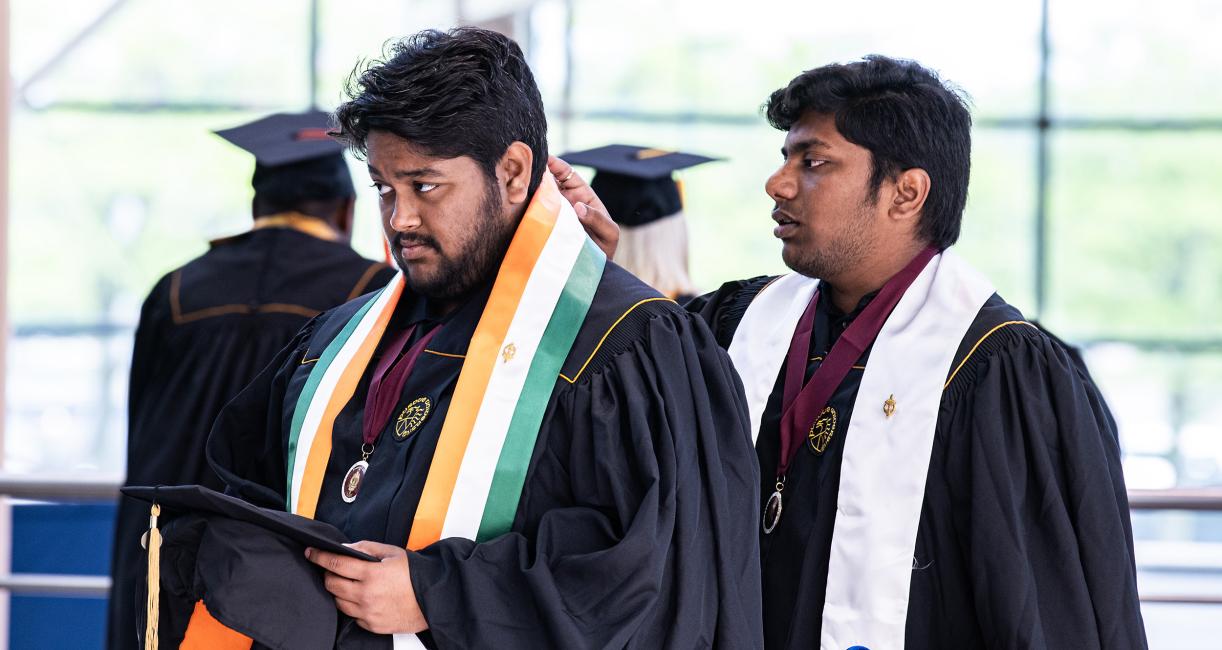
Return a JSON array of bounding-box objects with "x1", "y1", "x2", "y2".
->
[
  {"x1": 284, "y1": 292, "x2": 382, "y2": 507},
  {"x1": 475, "y1": 239, "x2": 606, "y2": 541}
]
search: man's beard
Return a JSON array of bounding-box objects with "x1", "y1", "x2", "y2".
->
[{"x1": 392, "y1": 183, "x2": 516, "y2": 302}]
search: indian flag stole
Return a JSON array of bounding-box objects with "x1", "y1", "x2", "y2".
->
[{"x1": 286, "y1": 174, "x2": 604, "y2": 546}]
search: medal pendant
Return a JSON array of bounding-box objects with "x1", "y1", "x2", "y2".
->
[
  {"x1": 763, "y1": 489, "x2": 784, "y2": 534},
  {"x1": 341, "y1": 460, "x2": 369, "y2": 503}
]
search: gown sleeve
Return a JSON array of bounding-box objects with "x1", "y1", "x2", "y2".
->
[
  {"x1": 684, "y1": 275, "x2": 775, "y2": 349},
  {"x1": 406, "y1": 309, "x2": 764, "y2": 649},
  {"x1": 127, "y1": 273, "x2": 173, "y2": 434},
  {"x1": 206, "y1": 318, "x2": 320, "y2": 510},
  {"x1": 943, "y1": 328, "x2": 1147, "y2": 649}
]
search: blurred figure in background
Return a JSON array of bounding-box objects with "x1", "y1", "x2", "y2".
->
[
  {"x1": 561, "y1": 144, "x2": 716, "y2": 303},
  {"x1": 106, "y1": 111, "x2": 395, "y2": 649}
]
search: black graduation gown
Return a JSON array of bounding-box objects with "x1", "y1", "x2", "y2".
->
[
  {"x1": 108, "y1": 222, "x2": 394, "y2": 650},
  {"x1": 687, "y1": 277, "x2": 1148, "y2": 650},
  {"x1": 171, "y1": 262, "x2": 762, "y2": 649}
]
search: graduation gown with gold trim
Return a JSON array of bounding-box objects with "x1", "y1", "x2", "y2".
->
[
  {"x1": 686, "y1": 277, "x2": 1147, "y2": 650},
  {"x1": 108, "y1": 218, "x2": 394, "y2": 650},
  {"x1": 149, "y1": 262, "x2": 763, "y2": 648}
]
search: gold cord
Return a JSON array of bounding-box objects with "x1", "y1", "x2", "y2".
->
[{"x1": 144, "y1": 503, "x2": 161, "y2": 650}]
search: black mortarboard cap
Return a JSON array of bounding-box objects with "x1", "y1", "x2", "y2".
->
[
  {"x1": 560, "y1": 144, "x2": 719, "y2": 227},
  {"x1": 561, "y1": 144, "x2": 717, "y2": 180},
  {"x1": 122, "y1": 484, "x2": 375, "y2": 561},
  {"x1": 124, "y1": 485, "x2": 376, "y2": 647},
  {"x1": 214, "y1": 111, "x2": 356, "y2": 205}
]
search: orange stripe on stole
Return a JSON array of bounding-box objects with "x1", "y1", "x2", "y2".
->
[
  {"x1": 180, "y1": 600, "x2": 253, "y2": 649},
  {"x1": 406, "y1": 182, "x2": 562, "y2": 549},
  {"x1": 296, "y1": 280, "x2": 404, "y2": 518}
]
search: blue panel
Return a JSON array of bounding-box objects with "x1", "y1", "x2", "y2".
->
[
  {"x1": 10, "y1": 595, "x2": 107, "y2": 650},
  {"x1": 11, "y1": 502, "x2": 117, "y2": 574},
  {"x1": 9, "y1": 502, "x2": 117, "y2": 650}
]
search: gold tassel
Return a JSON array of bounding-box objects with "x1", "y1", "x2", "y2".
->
[{"x1": 144, "y1": 503, "x2": 161, "y2": 650}]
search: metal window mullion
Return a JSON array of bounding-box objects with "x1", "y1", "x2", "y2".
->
[{"x1": 1034, "y1": 0, "x2": 1052, "y2": 320}]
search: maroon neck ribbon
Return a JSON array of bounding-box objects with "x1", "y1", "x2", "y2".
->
[
  {"x1": 775, "y1": 246, "x2": 938, "y2": 480},
  {"x1": 362, "y1": 323, "x2": 442, "y2": 445}
]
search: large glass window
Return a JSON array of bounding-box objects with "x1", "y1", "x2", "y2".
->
[
  {"x1": 10, "y1": 0, "x2": 1220, "y2": 474},
  {"x1": 5, "y1": 0, "x2": 458, "y2": 473},
  {"x1": 1046, "y1": 132, "x2": 1222, "y2": 339}
]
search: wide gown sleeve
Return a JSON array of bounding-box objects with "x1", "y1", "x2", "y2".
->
[
  {"x1": 945, "y1": 331, "x2": 1147, "y2": 649},
  {"x1": 126, "y1": 273, "x2": 172, "y2": 434}
]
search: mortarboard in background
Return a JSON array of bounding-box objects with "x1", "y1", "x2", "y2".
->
[
  {"x1": 214, "y1": 111, "x2": 356, "y2": 207},
  {"x1": 559, "y1": 144, "x2": 719, "y2": 227}
]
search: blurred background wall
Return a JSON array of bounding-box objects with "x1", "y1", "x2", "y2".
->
[{"x1": 3, "y1": 0, "x2": 1222, "y2": 646}]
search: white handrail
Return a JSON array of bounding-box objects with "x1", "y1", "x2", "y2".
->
[
  {"x1": 0, "y1": 474, "x2": 122, "y2": 500},
  {"x1": 0, "y1": 478, "x2": 1218, "y2": 603},
  {"x1": 0, "y1": 574, "x2": 109, "y2": 597}
]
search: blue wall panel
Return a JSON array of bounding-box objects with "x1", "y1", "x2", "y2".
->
[{"x1": 8, "y1": 502, "x2": 116, "y2": 650}]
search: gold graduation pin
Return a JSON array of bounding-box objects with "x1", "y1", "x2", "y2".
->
[
  {"x1": 502, "y1": 343, "x2": 517, "y2": 363},
  {"x1": 884, "y1": 394, "x2": 897, "y2": 418},
  {"x1": 808, "y1": 406, "x2": 838, "y2": 455}
]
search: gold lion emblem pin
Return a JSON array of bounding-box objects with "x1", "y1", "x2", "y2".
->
[{"x1": 808, "y1": 406, "x2": 838, "y2": 455}]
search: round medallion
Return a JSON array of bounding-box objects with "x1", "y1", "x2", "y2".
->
[
  {"x1": 394, "y1": 397, "x2": 431, "y2": 441},
  {"x1": 762, "y1": 490, "x2": 784, "y2": 534},
  {"x1": 341, "y1": 460, "x2": 369, "y2": 503},
  {"x1": 807, "y1": 406, "x2": 838, "y2": 455}
]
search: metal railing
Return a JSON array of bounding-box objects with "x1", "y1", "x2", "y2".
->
[
  {"x1": 1126, "y1": 488, "x2": 1222, "y2": 606},
  {"x1": 0, "y1": 474, "x2": 122, "y2": 598},
  {"x1": 0, "y1": 474, "x2": 121, "y2": 501},
  {"x1": 0, "y1": 477, "x2": 1220, "y2": 602},
  {"x1": 1129, "y1": 489, "x2": 1222, "y2": 512}
]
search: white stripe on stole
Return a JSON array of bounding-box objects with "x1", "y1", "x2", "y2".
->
[
  {"x1": 393, "y1": 205, "x2": 586, "y2": 650},
  {"x1": 290, "y1": 273, "x2": 403, "y2": 513},
  {"x1": 440, "y1": 200, "x2": 587, "y2": 540},
  {"x1": 820, "y1": 251, "x2": 993, "y2": 650},
  {"x1": 392, "y1": 632, "x2": 427, "y2": 649},
  {"x1": 727, "y1": 272, "x2": 820, "y2": 444}
]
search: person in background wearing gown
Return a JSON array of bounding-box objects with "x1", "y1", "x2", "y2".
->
[
  {"x1": 107, "y1": 111, "x2": 395, "y2": 649},
  {"x1": 140, "y1": 28, "x2": 761, "y2": 649},
  {"x1": 556, "y1": 55, "x2": 1148, "y2": 649}
]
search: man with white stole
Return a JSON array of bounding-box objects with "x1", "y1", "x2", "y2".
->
[
  {"x1": 139, "y1": 28, "x2": 762, "y2": 649},
  {"x1": 564, "y1": 55, "x2": 1148, "y2": 649}
]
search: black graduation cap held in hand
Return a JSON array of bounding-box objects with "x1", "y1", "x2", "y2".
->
[
  {"x1": 559, "y1": 144, "x2": 719, "y2": 227},
  {"x1": 214, "y1": 110, "x2": 356, "y2": 206},
  {"x1": 124, "y1": 485, "x2": 378, "y2": 648},
  {"x1": 122, "y1": 484, "x2": 375, "y2": 561}
]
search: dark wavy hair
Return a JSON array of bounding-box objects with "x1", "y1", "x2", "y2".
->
[
  {"x1": 764, "y1": 55, "x2": 972, "y2": 249},
  {"x1": 332, "y1": 27, "x2": 548, "y2": 196}
]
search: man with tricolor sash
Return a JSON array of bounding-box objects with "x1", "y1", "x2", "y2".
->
[
  {"x1": 139, "y1": 27, "x2": 762, "y2": 649},
  {"x1": 567, "y1": 56, "x2": 1148, "y2": 649}
]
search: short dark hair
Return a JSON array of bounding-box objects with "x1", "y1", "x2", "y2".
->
[
  {"x1": 253, "y1": 196, "x2": 350, "y2": 221},
  {"x1": 764, "y1": 55, "x2": 972, "y2": 249},
  {"x1": 332, "y1": 27, "x2": 549, "y2": 196}
]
